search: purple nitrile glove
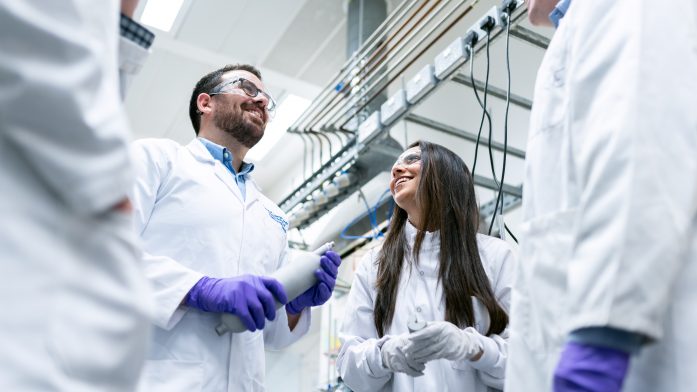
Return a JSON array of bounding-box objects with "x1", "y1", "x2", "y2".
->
[
  {"x1": 186, "y1": 274, "x2": 288, "y2": 332},
  {"x1": 553, "y1": 341, "x2": 630, "y2": 392},
  {"x1": 286, "y1": 251, "x2": 342, "y2": 314}
]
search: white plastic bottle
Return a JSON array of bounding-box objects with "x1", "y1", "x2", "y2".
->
[{"x1": 214, "y1": 242, "x2": 335, "y2": 335}]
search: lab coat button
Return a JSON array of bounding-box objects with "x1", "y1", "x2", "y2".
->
[{"x1": 416, "y1": 307, "x2": 422, "y2": 312}]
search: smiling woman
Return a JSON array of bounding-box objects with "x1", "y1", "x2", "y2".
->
[{"x1": 337, "y1": 140, "x2": 518, "y2": 392}]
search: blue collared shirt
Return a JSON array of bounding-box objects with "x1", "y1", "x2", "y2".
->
[
  {"x1": 198, "y1": 138, "x2": 254, "y2": 200},
  {"x1": 549, "y1": 0, "x2": 572, "y2": 27}
]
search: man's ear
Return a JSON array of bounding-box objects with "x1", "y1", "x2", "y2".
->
[{"x1": 197, "y1": 93, "x2": 213, "y2": 115}]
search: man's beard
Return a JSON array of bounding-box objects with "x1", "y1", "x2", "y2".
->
[{"x1": 213, "y1": 106, "x2": 264, "y2": 149}]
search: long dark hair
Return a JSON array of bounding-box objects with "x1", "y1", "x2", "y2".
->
[{"x1": 373, "y1": 140, "x2": 508, "y2": 337}]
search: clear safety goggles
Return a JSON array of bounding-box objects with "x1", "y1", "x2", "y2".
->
[
  {"x1": 209, "y1": 78, "x2": 277, "y2": 113},
  {"x1": 393, "y1": 151, "x2": 421, "y2": 168}
]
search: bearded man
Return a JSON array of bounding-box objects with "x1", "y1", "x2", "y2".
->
[{"x1": 130, "y1": 64, "x2": 341, "y2": 392}]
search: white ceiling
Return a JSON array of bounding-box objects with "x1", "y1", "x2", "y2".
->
[{"x1": 125, "y1": 0, "x2": 404, "y2": 146}]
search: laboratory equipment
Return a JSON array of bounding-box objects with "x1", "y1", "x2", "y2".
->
[{"x1": 215, "y1": 242, "x2": 335, "y2": 335}]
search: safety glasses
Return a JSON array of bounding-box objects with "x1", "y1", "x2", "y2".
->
[
  {"x1": 393, "y1": 151, "x2": 421, "y2": 168},
  {"x1": 209, "y1": 78, "x2": 277, "y2": 113}
]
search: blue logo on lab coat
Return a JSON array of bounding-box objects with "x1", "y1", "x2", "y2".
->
[{"x1": 265, "y1": 208, "x2": 289, "y2": 233}]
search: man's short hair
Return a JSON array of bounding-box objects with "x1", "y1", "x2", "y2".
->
[{"x1": 188, "y1": 64, "x2": 262, "y2": 134}]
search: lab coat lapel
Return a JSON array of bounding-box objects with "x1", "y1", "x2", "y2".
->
[
  {"x1": 186, "y1": 139, "x2": 244, "y2": 203},
  {"x1": 244, "y1": 177, "x2": 260, "y2": 205}
]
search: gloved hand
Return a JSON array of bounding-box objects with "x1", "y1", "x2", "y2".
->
[
  {"x1": 404, "y1": 321, "x2": 482, "y2": 362},
  {"x1": 553, "y1": 341, "x2": 630, "y2": 392},
  {"x1": 286, "y1": 251, "x2": 342, "y2": 314},
  {"x1": 380, "y1": 335, "x2": 426, "y2": 377},
  {"x1": 186, "y1": 275, "x2": 288, "y2": 332}
]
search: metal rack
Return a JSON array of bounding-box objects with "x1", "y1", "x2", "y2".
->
[{"x1": 281, "y1": 0, "x2": 546, "y2": 238}]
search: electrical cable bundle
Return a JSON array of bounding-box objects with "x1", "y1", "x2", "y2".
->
[{"x1": 488, "y1": 7, "x2": 518, "y2": 243}]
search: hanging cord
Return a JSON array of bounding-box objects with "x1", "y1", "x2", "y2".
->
[
  {"x1": 468, "y1": 37, "x2": 497, "y2": 186},
  {"x1": 483, "y1": 29, "x2": 500, "y2": 190},
  {"x1": 487, "y1": 11, "x2": 518, "y2": 243}
]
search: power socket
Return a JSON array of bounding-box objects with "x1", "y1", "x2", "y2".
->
[
  {"x1": 405, "y1": 64, "x2": 437, "y2": 104},
  {"x1": 357, "y1": 111, "x2": 382, "y2": 143},
  {"x1": 434, "y1": 37, "x2": 469, "y2": 80},
  {"x1": 380, "y1": 89, "x2": 408, "y2": 126},
  {"x1": 468, "y1": 6, "x2": 502, "y2": 41},
  {"x1": 501, "y1": 0, "x2": 524, "y2": 15}
]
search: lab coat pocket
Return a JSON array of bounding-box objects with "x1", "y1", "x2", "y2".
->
[
  {"x1": 48, "y1": 209, "x2": 151, "y2": 386},
  {"x1": 517, "y1": 209, "x2": 576, "y2": 352},
  {"x1": 472, "y1": 297, "x2": 491, "y2": 335},
  {"x1": 529, "y1": 23, "x2": 569, "y2": 139},
  {"x1": 138, "y1": 360, "x2": 204, "y2": 392}
]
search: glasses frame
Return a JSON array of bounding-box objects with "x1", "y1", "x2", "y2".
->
[{"x1": 209, "y1": 78, "x2": 277, "y2": 112}]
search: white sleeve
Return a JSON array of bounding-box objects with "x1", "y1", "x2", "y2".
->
[
  {"x1": 468, "y1": 239, "x2": 516, "y2": 389},
  {"x1": 130, "y1": 140, "x2": 203, "y2": 330},
  {"x1": 565, "y1": 0, "x2": 697, "y2": 340},
  {"x1": 337, "y1": 250, "x2": 393, "y2": 391},
  {"x1": 118, "y1": 34, "x2": 149, "y2": 97},
  {"x1": 0, "y1": 1, "x2": 132, "y2": 215}
]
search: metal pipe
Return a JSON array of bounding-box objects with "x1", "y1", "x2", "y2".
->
[
  {"x1": 451, "y1": 73, "x2": 533, "y2": 110},
  {"x1": 509, "y1": 25, "x2": 550, "y2": 49},
  {"x1": 324, "y1": 0, "x2": 478, "y2": 131},
  {"x1": 295, "y1": 0, "x2": 432, "y2": 132},
  {"x1": 308, "y1": 131, "x2": 324, "y2": 172},
  {"x1": 306, "y1": 0, "x2": 462, "y2": 131},
  {"x1": 404, "y1": 113, "x2": 526, "y2": 159},
  {"x1": 473, "y1": 174, "x2": 522, "y2": 198},
  {"x1": 290, "y1": 0, "x2": 421, "y2": 130}
]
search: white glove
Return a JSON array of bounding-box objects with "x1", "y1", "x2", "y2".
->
[
  {"x1": 380, "y1": 335, "x2": 426, "y2": 377},
  {"x1": 404, "y1": 321, "x2": 483, "y2": 362}
]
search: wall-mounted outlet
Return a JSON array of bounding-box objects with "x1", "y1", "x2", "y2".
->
[
  {"x1": 468, "y1": 6, "x2": 502, "y2": 41},
  {"x1": 434, "y1": 37, "x2": 469, "y2": 80},
  {"x1": 380, "y1": 89, "x2": 408, "y2": 126},
  {"x1": 357, "y1": 111, "x2": 382, "y2": 143},
  {"x1": 405, "y1": 64, "x2": 437, "y2": 104},
  {"x1": 500, "y1": 0, "x2": 524, "y2": 15}
]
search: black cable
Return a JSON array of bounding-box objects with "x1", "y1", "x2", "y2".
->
[
  {"x1": 488, "y1": 11, "x2": 517, "y2": 241},
  {"x1": 484, "y1": 29, "x2": 499, "y2": 190},
  {"x1": 505, "y1": 223, "x2": 518, "y2": 243},
  {"x1": 469, "y1": 36, "x2": 498, "y2": 187}
]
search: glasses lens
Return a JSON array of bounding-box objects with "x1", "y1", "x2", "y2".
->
[
  {"x1": 239, "y1": 79, "x2": 275, "y2": 112},
  {"x1": 265, "y1": 94, "x2": 276, "y2": 112},
  {"x1": 239, "y1": 79, "x2": 259, "y2": 97},
  {"x1": 395, "y1": 153, "x2": 421, "y2": 167}
]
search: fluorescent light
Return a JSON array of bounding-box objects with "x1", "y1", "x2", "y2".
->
[
  {"x1": 140, "y1": 0, "x2": 185, "y2": 32},
  {"x1": 247, "y1": 94, "x2": 311, "y2": 162}
]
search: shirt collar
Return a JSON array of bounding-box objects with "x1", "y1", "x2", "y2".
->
[
  {"x1": 198, "y1": 137, "x2": 254, "y2": 176},
  {"x1": 549, "y1": 0, "x2": 572, "y2": 28},
  {"x1": 404, "y1": 219, "x2": 440, "y2": 252}
]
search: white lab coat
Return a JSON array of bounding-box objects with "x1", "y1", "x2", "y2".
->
[
  {"x1": 131, "y1": 138, "x2": 311, "y2": 392},
  {"x1": 505, "y1": 1, "x2": 697, "y2": 391},
  {"x1": 0, "y1": 1, "x2": 151, "y2": 391},
  {"x1": 338, "y1": 222, "x2": 516, "y2": 392}
]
